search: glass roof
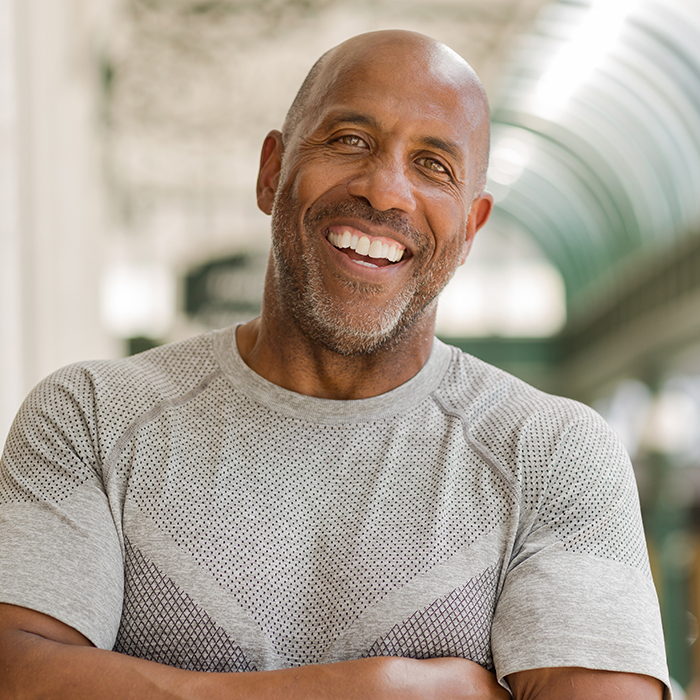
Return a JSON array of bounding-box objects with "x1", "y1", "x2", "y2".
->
[{"x1": 490, "y1": 0, "x2": 700, "y2": 312}]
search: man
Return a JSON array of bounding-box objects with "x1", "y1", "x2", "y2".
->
[{"x1": 0, "y1": 30, "x2": 669, "y2": 699}]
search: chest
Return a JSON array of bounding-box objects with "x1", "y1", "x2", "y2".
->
[{"x1": 112, "y1": 410, "x2": 516, "y2": 670}]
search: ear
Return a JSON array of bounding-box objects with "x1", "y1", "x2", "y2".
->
[
  {"x1": 460, "y1": 191, "x2": 494, "y2": 264},
  {"x1": 256, "y1": 130, "x2": 284, "y2": 215}
]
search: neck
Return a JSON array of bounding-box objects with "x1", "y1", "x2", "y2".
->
[{"x1": 236, "y1": 312, "x2": 435, "y2": 400}]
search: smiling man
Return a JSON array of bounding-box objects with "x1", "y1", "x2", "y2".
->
[
  {"x1": 0, "y1": 30, "x2": 669, "y2": 700},
  {"x1": 247, "y1": 32, "x2": 492, "y2": 385}
]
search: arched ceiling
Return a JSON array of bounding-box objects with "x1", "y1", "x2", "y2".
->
[{"x1": 491, "y1": 0, "x2": 700, "y2": 317}]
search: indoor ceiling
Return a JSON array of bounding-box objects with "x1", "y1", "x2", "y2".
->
[{"x1": 493, "y1": 0, "x2": 700, "y2": 318}]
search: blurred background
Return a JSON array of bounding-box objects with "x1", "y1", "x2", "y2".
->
[{"x1": 2, "y1": 0, "x2": 700, "y2": 693}]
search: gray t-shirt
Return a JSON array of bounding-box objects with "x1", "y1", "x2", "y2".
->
[{"x1": 0, "y1": 326, "x2": 669, "y2": 691}]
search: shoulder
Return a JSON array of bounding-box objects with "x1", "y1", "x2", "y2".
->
[
  {"x1": 36, "y1": 329, "x2": 219, "y2": 401},
  {"x1": 436, "y1": 341, "x2": 606, "y2": 436},
  {"x1": 434, "y1": 342, "x2": 622, "y2": 482},
  {"x1": 8, "y1": 330, "x2": 224, "y2": 463}
]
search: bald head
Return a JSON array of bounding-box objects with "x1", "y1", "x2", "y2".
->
[{"x1": 282, "y1": 30, "x2": 491, "y2": 194}]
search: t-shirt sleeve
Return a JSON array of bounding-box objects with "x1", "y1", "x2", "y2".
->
[
  {"x1": 0, "y1": 366, "x2": 124, "y2": 649},
  {"x1": 490, "y1": 408, "x2": 670, "y2": 693}
]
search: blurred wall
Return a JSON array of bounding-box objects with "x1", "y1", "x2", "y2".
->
[{"x1": 1, "y1": 0, "x2": 118, "y2": 443}]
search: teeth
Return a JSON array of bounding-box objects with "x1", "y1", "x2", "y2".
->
[
  {"x1": 355, "y1": 236, "x2": 371, "y2": 256},
  {"x1": 368, "y1": 240, "x2": 383, "y2": 258},
  {"x1": 328, "y1": 228, "x2": 405, "y2": 263}
]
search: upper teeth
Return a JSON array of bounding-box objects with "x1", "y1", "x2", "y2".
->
[{"x1": 328, "y1": 229, "x2": 405, "y2": 262}]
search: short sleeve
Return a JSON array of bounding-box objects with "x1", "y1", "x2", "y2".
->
[
  {"x1": 490, "y1": 411, "x2": 669, "y2": 691},
  {"x1": 0, "y1": 366, "x2": 124, "y2": 649}
]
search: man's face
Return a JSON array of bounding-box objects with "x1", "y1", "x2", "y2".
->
[{"x1": 261, "y1": 44, "x2": 492, "y2": 356}]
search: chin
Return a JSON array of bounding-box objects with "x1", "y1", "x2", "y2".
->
[
  {"x1": 307, "y1": 320, "x2": 401, "y2": 357},
  {"x1": 297, "y1": 286, "x2": 429, "y2": 357}
]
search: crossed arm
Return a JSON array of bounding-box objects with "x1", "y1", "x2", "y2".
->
[{"x1": 0, "y1": 603, "x2": 664, "y2": 700}]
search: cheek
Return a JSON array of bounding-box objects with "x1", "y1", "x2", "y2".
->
[
  {"x1": 272, "y1": 167, "x2": 322, "y2": 234},
  {"x1": 286, "y1": 154, "x2": 350, "y2": 200},
  {"x1": 424, "y1": 198, "x2": 470, "y2": 252}
]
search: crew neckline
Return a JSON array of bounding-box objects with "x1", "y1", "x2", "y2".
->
[{"x1": 212, "y1": 324, "x2": 453, "y2": 424}]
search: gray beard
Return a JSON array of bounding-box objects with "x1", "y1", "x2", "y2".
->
[{"x1": 298, "y1": 270, "x2": 420, "y2": 356}]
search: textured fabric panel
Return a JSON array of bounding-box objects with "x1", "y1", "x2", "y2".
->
[
  {"x1": 122, "y1": 391, "x2": 510, "y2": 666},
  {"x1": 0, "y1": 333, "x2": 220, "y2": 508},
  {"x1": 115, "y1": 538, "x2": 256, "y2": 673},
  {"x1": 0, "y1": 365, "x2": 101, "y2": 506},
  {"x1": 437, "y1": 350, "x2": 651, "y2": 574},
  {"x1": 539, "y1": 417, "x2": 649, "y2": 570},
  {"x1": 365, "y1": 565, "x2": 498, "y2": 670}
]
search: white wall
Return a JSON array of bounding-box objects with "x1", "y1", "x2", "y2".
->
[{"x1": 0, "y1": 0, "x2": 117, "y2": 447}]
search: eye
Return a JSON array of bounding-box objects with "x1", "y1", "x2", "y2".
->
[
  {"x1": 335, "y1": 134, "x2": 368, "y2": 148},
  {"x1": 418, "y1": 156, "x2": 449, "y2": 175}
]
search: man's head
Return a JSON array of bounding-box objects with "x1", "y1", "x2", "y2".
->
[
  {"x1": 280, "y1": 32, "x2": 491, "y2": 197},
  {"x1": 256, "y1": 30, "x2": 493, "y2": 356}
]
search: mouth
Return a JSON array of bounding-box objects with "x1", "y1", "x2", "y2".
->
[{"x1": 325, "y1": 225, "x2": 406, "y2": 269}]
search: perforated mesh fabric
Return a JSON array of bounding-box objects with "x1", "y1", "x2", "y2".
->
[
  {"x1": 0, "y1": 365, "x2": 101, "y2": 505},
  {"x1": 0, "y1": 332, "x2": 220, "y2": 509},
  {"x1": 115, "y1": 538, "x2": 256, "y2": 672},
  {"x1": 365, "y1": 565, "x2": 498, "y2": 669},
  {"x1": 117, "y1": 385, "x2": 510, "y2": 666},
  {"x1": 0, "y1": 328, "x2": 665, "y2": 683},
  {"x1": 437, "y1": 352, "x2": 650, "y2": 572}
]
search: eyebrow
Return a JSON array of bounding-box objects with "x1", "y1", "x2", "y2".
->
[
  {"x1": 417, "y1": 135, "x2": 464, "y2": 164},
  {"x1": 321, "y1": 111, "x2": 381, "y2": 131},
  {"x1": 320, "y1": 111, "x2": 465, "y2": 164}
]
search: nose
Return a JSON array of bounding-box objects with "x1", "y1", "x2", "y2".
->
[{"x1": 346, "y1": 156, "x2": 417, "y2": 213}]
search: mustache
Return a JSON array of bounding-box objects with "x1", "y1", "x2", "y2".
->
[{"x1": 303, "y1": 198, "x2": 424, "y2": 246}]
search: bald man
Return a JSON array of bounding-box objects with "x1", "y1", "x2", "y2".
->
[{"x1": 0, "y1": 31, "x2": 668, "y2": 699}]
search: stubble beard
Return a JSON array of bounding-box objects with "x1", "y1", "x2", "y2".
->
[{"x1": 269, "y1": 186, "x2": 462, "y2": 357}]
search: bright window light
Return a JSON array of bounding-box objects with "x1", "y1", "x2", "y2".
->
[
  {"x1": 436, "y1": 261, "x2": 566, "y2": 338},
  {"x1": 642, "y1": 389, "x2": 700, "y2": 455},
  {"x1": 594, "y1": 379, "x2": 653, "y2": 459},
  {"x1": 488, "y1": 138, "x2": 530, "y2": 186},
  {"x1": 532, "y1": 0, "x2": 639, "y2": 119},
  {"x1": 100, "y1": 262, "x2": 175, "y2": 338}
]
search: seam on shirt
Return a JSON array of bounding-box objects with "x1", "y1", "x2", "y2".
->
[
  {"x1": 530, "y1": 414, "x2": 602, "y2": 527},
  {"x1": 101, "y1": 368, "x2": 224, "y2": 486},
  {"x1": 504, "y1": 411, "x2": 590, "y2": 558},
  {"x1": 430, "y1": 391, "x2": 519, "y2": 501}
]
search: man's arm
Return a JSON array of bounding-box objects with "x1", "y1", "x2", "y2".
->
[
  {"x1": 507, "y1": 667, "x2": 665, "y2": 700},
  {"x1": 0, "y1": 603, "x2": 509, "y2": 700}
]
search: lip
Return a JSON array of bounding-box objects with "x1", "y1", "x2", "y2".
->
[{"x1": 320, "y1": 223, "x2": 411, "y2": 280}]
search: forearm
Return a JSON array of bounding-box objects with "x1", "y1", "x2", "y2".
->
[
  {"x1": 0, "y1": 632, "x2": 381, "y2": 700},
  {"x1": 507, "y1": 667, "x2": 665, "y2": 700},
  {"x1": 0, "y1": 601, "x2": 508, "y2": 700},
  {"x1": 1, "y1": 630, "x2": 508, "y2": 700},
  {"x1": 3, "y1": 631, "x2": 206, "y2": 699}
]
